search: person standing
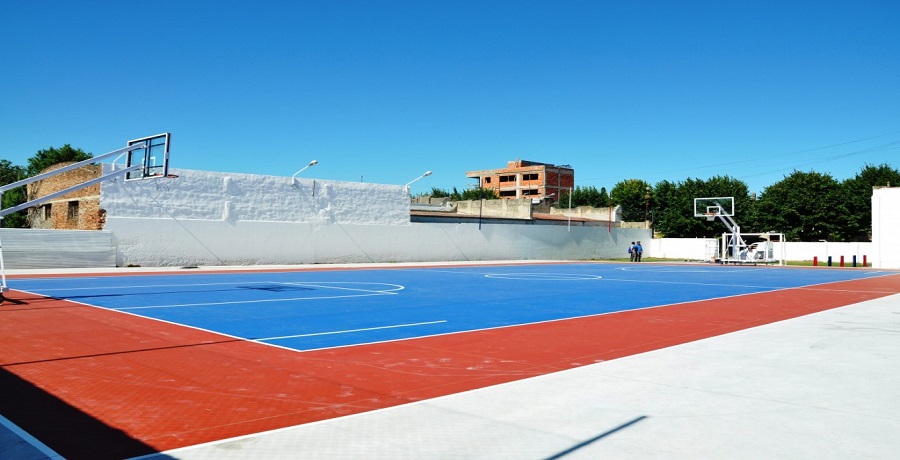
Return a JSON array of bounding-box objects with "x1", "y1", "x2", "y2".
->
[
  {"x1": 634, "y1": 241, "x2": 643, "y2": 262},
  {"x1": 628, "y1": 242, "x2": 635, "y2": 262}
]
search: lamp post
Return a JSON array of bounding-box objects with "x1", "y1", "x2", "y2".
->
[
  {"x1": 291, "y1": 160, "x2": 318, "y2": 186},
  {"x1": 644, "y1": 186, "x2": 651, "y2": 226},
  {"x1": 405, "y1": 170, "x2": 432, "y2": 193}
]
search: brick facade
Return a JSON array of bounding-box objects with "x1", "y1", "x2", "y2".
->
[
  {"x1": 26, "y1": 163, "x2": 105, "y2": 230},
  {"x1": 466, "y1": 160, "x2": 575, "y2": 200}
]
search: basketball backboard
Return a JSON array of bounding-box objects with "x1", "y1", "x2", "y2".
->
[
  {"x1": 126, "y1": 133, "x2": 170, "y2": 180},
  {"x1": 694, "y1": 196, "x2": 734, "y2": 218}
]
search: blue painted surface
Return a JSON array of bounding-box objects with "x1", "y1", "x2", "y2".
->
[{"x1": 13, "y1": 264, "x2": 887, "y2": 351}]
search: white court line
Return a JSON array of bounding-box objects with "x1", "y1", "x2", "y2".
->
[
  {"x1": 21, "y1": 280, "x2": 318, "y2": 292},
  {"x1": 256, "y1": 320, "x2": 448, "y2": 341},
  {"x1": 485, "y1": 272, "x2": 602, "y2": 280},
  {"x1": 280, "y1": 281, "x2": 404, "y2": 294},
  {"x1": 599, "y1": 277, "x2": 786, "y2": 289},
  {"x1": 117, "y1": 292, "x2": 398, "y2": 310},
  {"x1": 615, "y1": 267, "x2": 759, "y2": 273},
  {"x1": 115, "y1": 282, "x2": 404, "y2": 310}
]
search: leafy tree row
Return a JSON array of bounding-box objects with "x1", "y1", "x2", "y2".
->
[
  {"x1": 557, "y1": 185, "x2": 610, "y2": 209},
  {"x1": 633, "y1": 164, "x2": 898, "y2": 241},
  {"x1": 427, "y1": 186, "x2": 498, "y2": 201},
  {"x1": 424, "y1": 163, "x2": 897, "y2": 242}
]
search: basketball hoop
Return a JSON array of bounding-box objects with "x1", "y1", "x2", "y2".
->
[
  {"x1": 705, "y1": 212, "x2": 716, "y2": 221},
  {"x1": 152, "y1": 174, "x2": 179, "y2": 191}
]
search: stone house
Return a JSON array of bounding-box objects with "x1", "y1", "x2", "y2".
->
[{"x1": 27, "y1": 163, "x2": 105, "y2": 230}]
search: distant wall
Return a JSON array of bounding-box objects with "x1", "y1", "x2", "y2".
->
[
  {"x1": 784, "y1": 242, "x2": 872, "y2": 264},
  {"x1": 548, "y1": 205, "x2": 622, "y2": 222},
  {"x1": 100, "y1": 166, "x2": 650, "y2": 267},
  {"x1": 648, "y1": 238, "x2": 717, "y2": 261},
  {"x1": 454, "y1": 199, "x2": 533, "y2": 219},
  {"x1": 649, "y1": 238, "x2": 874, "y2": 265}
]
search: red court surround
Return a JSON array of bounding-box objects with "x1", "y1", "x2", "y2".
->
[{"x1": 1, "y1": 272, "x2": 898, "y2": 459}]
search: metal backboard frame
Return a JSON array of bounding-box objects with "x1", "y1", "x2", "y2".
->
[
  {"x1": 126, "y1": 133, "x2": 171, "y2": 180},
  {"x1": 693, "y1": 196, "x2": 735, "y2": 218}
]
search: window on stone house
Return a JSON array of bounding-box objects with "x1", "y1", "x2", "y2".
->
[
  {"x1": 42, "y1": 204, "x2": 52, "y2": 220},
  {"x1": 67, "y1": 201, "x2": 79, "y2": 220}
]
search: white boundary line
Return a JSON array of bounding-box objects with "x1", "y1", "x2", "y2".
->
[
  {"x1": 114, "y1": 282, "x2": 404, "y2": 310},
  {"x1": 485, "y1": 272, "x2": 603, "y2": 280},
  {"x1": 256, "y1": 320, "x2": 448, "y2": 341}
]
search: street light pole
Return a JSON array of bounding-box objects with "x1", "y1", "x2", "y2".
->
[
  {"x1": 291, "y1": 160, "x2": 318, "y2": 186},
  {"x1": 644, "y1": 186, "x2": 651, "y2": 226},
  {"x1": 405, "y1": 170, "x2": 433, "y2": 193}
]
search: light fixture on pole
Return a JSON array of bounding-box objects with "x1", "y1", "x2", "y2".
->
[
  {"x1": 405, "y1": 170, "x2": 432, "y2": 193},
  {"x1": 291, "y1": 160, "x2": 318, "y2": 186}
]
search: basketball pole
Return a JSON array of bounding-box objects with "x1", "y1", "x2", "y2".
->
[{"x1": 0, "y1": 198, "x2": 6, "y2": 300}]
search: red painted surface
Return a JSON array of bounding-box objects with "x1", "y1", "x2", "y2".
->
[{"x1": 1, "y1": 273, "x2": 899, "y2": 459}]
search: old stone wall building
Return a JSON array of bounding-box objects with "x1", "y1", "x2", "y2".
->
[{"x1": 26, "y1": 162, "x2": 104, "y2": 230}]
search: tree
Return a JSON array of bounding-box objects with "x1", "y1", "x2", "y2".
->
[
  {"x1": 610, "y1": 179, "x2": 652, "y2": 222},
  {"x1": 0, "y1": 160, "x2": 27, "y2": 228},
  {"x1": 649, "y1": 179, "x2": 687, "y2": 237},
  {"x1": 650, "y1": 176, "x2": 752, "y2": 238},
  {"x1": 422, "y1": 187, "x2": 498, "y2": 201},
  {"x1": 755, "y1": 170, "x2": 844, "y2": 241},
  {"x1": 429, "y1": 187, "x2": 451, "y2": 198},
  {"x1": 558, "y1": 185, "x2": 609, "y2": 208},
  {"x1": 839, "y1": 163, "x2": 900, "y2": 241},
  {"x1": 459, "y1": 187, "x2": 497, "y2": 200},
  {"x1": 26, "y1": 144, "x2": 92, "y2": 177}
]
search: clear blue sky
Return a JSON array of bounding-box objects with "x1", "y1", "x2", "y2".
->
[{"x1": 2, "y1": 1, "x2": 898, "y2": 195}]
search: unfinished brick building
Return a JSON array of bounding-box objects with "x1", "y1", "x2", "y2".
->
[{"x1": 466, "y1": 160, "x2": 575, "y2": 200}]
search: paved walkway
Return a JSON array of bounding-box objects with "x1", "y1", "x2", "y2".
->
[{"x1": 128, "y1": 292, "x2": 899, "y2": 460}]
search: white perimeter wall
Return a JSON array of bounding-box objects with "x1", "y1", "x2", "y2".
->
[
  {"x1": 101, "y1": 166, "x2": 650, "y2": 266},
  {"x1": 648, "y1": 238, "x2": 717, "y2": 261},
  {"x1": 872, "y1": 186, "x2": 900, "y2": 269},
  {"x1": 649, "y1": 238, "x2": 874, "y2": 265},
  {"x1": 98, "y1": 167, "x2": 891, "y2": 268}
]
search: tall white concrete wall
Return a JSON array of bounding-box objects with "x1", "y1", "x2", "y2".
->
[
  {"x1": 101, "y1": 166, "x2": 410, "y2": 225},
  {"x1": 97, "y1": 167, "x2": 889, "y2": 268},
  {"x1": 103, "y1": 217, "x2": 649, "y2": 266},
  {"x1": 872, "y1": 186, "x2": 900, "y2": 269},
  {"x1": 101, "y1": 166, "x2": 649, "y2": 266}
]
